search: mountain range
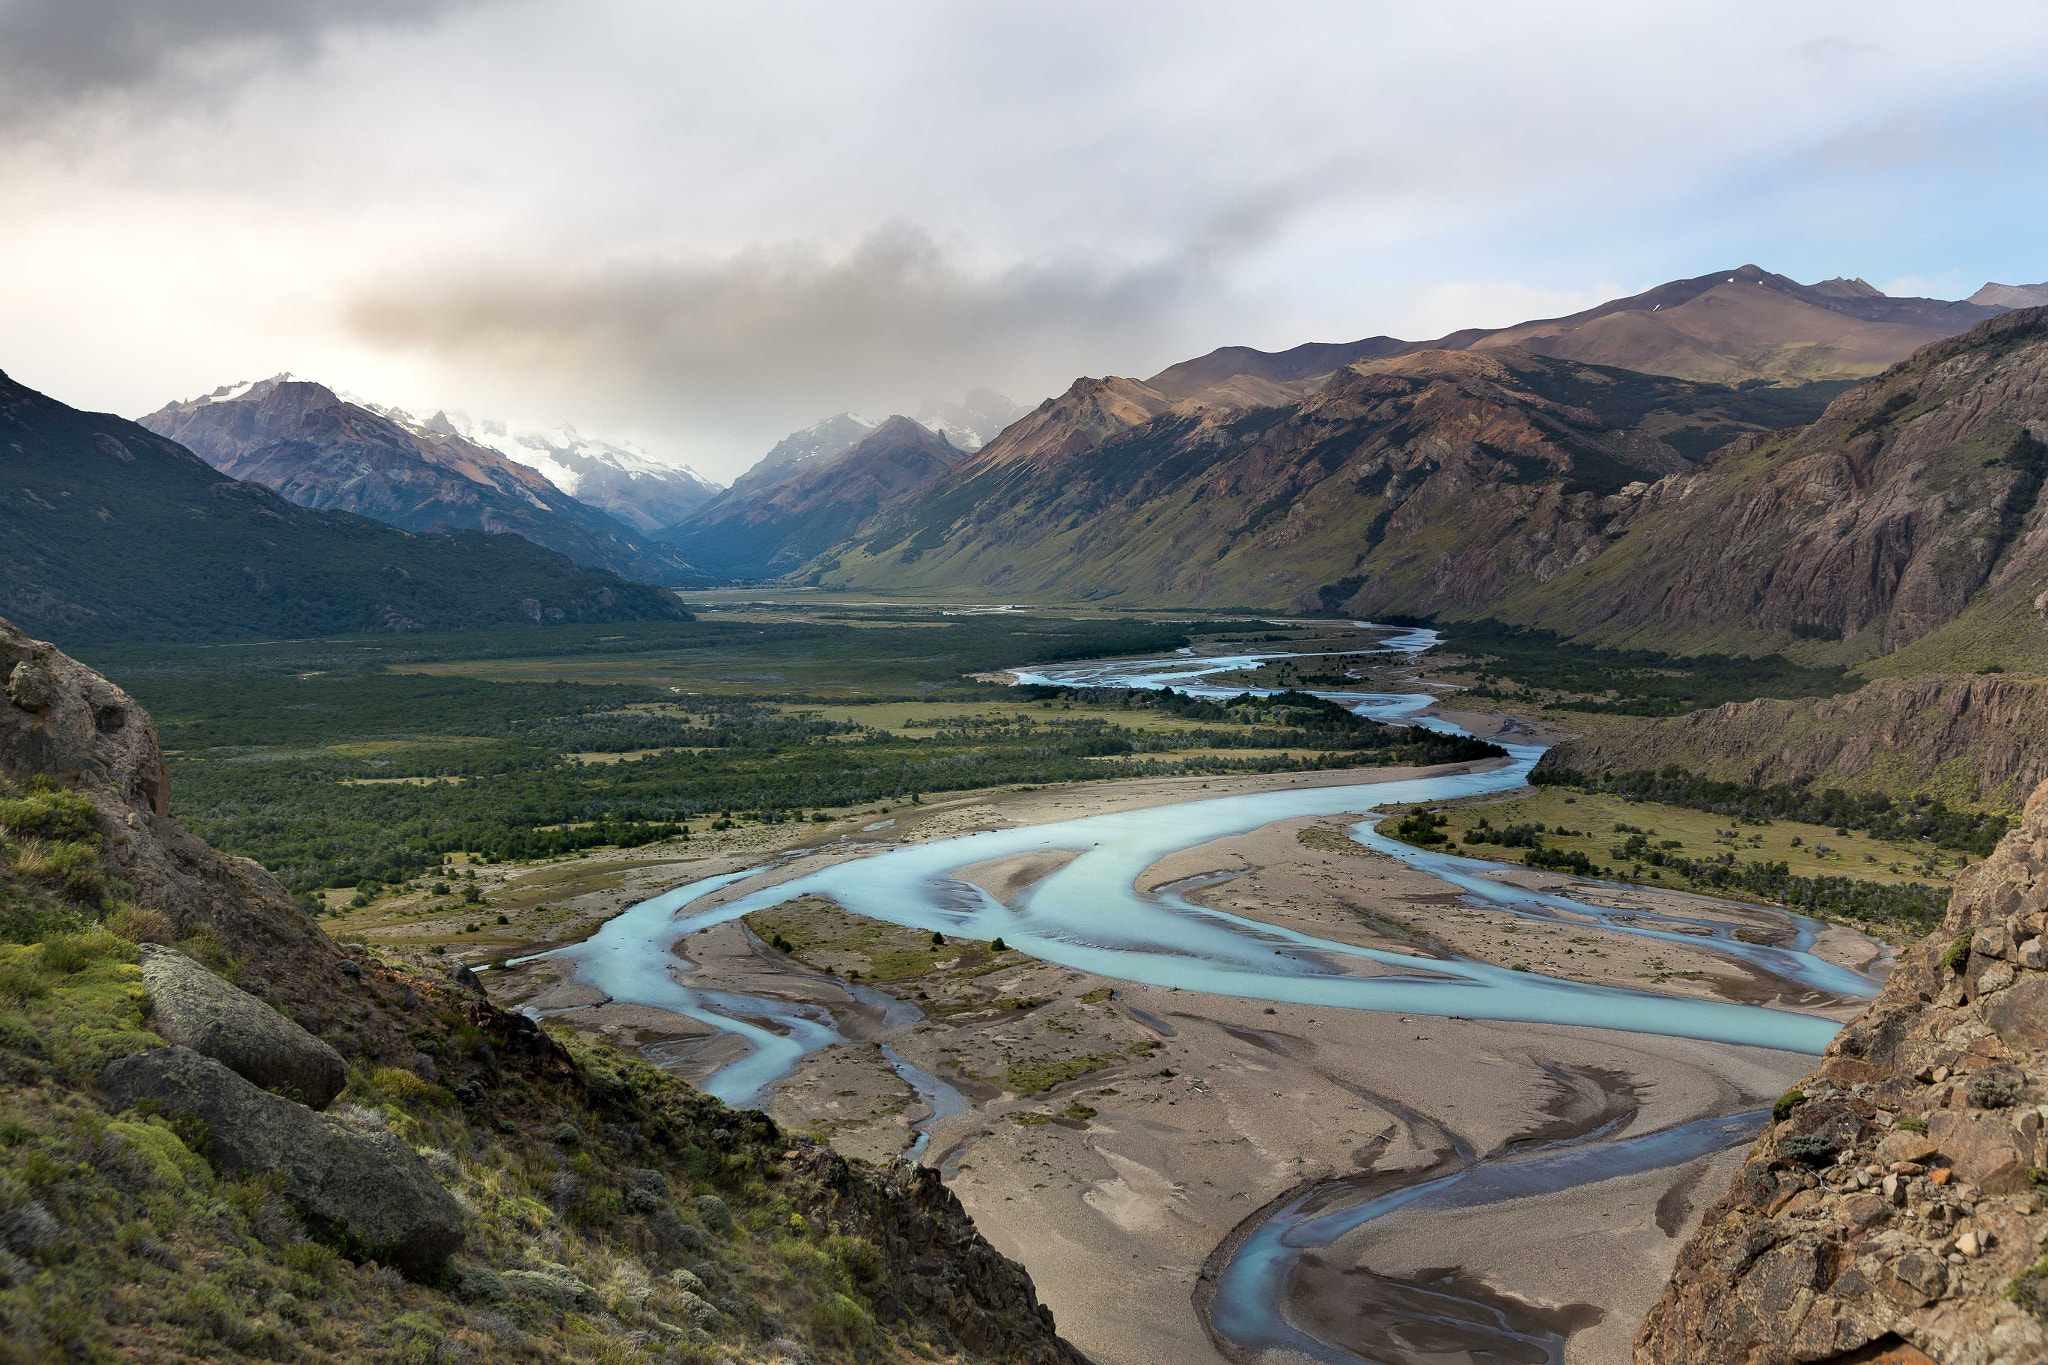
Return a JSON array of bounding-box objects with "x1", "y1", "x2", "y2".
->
[
  {"x1": 0, "y1": 370, "x2": 688, "y2": 642},
  {"x1": 644, "y1": 266, "x2": 2048, "y2": 676},
  {"x1": 140, "y1": 378, "x2": 702, "y2": 584},
  {"x1": 350, "y1": 401, "x2": 721, "y2": 534},
  {"x1": 1146, "y1": 264, "x2": 2009, "y2": 396},
  {"x1": 662, "y1": 415, "x2": 970, "y2": 578}
]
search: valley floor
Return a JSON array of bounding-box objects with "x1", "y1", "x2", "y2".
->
[{"x1": 430, "y1": 736, "x2": 1879, "y2": 1365}]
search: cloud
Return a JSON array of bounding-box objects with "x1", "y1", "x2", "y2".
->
[
  {"x1": 344, "y1": 223, "x2": 1223, "y2": 460},
  {"x1": 0, "y1": 0, "x2": 480, "y2": 125}
]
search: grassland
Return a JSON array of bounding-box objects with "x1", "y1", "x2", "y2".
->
[
  {"x1": 74, "y1": 612, "x2": 1496, "y2": 903},
  {"x1": 1394, "y1": 786, "x2": 1956, "y2": 936}
]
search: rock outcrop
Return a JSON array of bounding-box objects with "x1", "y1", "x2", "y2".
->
[
  {"x1": 780, "y1": 1141, "x2": 1085, "y2": 1365},
  {"x1": 1635, "y1": 778, "x2": 2048, "y2": 1364},
  {"x1": 100, "y1": 1046, "x2": 467, "y2": 1276},
  {"x1": 138, "y1": 942, "x2": 347, "y2": 1108},
  {"x1": 0, "y1": 615, "x2": 361, "y2": 1022},
  {"x1": 1539, "y1": 673, "x2": 2048, "y2": 809}
]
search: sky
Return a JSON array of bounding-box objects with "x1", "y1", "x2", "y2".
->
[{"x1": 3, "y1": 1, "x2": 2047, "y2": 482}]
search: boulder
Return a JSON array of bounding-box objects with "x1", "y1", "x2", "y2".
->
[
  {"x1": 100, "y1": 1046, "x2": 463, "y2": 1276},
  {"x1": 1875, "y1": 1130, "x2": 1938, "y2": 1166},
  {"x1": 1927, "y1": 1111, "x2": 2032, "y2": 1195},
  {"x1": 139, "y1": 944, "x2": 346, "y2": 1109}
]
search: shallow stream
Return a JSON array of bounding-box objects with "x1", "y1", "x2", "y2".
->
[{"x1": 522, "y1": 625, "x2": 1877, "y2": 1365}]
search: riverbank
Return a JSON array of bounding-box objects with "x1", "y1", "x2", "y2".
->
[{"x1": 477, "y1": 728, "x2": 1877, "y2": 1365}]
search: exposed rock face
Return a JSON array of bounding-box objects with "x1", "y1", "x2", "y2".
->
[
  {"x1": 1635, "y1": 778, "x2": 2048, "y2": 1364},
  {"x1": 0, "y1": 615, "x2": 359, "y2": 1020},
  {"x1": 100, "y1": 1046, "x2": 467, "y2": 1276},
  {"x1": 1506, "y1": 307, "x2": 2048, "y2": 661},
  {"x1": 138, "y1": 943, "x2": 347, "y2": 1108},
  {"x1": 781, "y1": 1142, "x2": 1088, "y2": 1365},
  {"x1": 1539, "y1": 673, "x2": 2048, "y2": 809}
]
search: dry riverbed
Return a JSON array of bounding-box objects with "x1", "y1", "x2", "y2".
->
[{"x1": 424, "y1": 736, "x2": 1877, "y2": 1365}]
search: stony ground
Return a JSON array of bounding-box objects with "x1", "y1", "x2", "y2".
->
[{"x1": 1638, "y1": 779, "x2": 2048, "y2": 1365}]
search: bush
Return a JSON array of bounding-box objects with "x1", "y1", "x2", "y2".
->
[
  {"x1": 1772, "y1": 1089, "x2": 1806, "y2": 1123},
  {"x1": 1941, "y1": 934, "x2": 1974, "y2": 974},
  {"x1": 1969, "y1": 1074, "x2": 2023, "y2": 1109},
  {"x1": 1780, "y1": 1132, "x2": 1839, "y2": 1167},
  {"x1": 0, "y1": 791, "x2": 100, "y2": 843}
]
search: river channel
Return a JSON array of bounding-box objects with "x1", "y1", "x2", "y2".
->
[{"x1": 523, "y1": 624, "x2": 1877, "y2": 1365}]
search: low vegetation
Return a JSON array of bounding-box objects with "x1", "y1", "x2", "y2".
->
[
  {"x1": 1383, "y1": 785, "x2": 1958, "y2": 932},
  {"x1": 0, "y1": 790, "x2": 1049, "y2": 1364},
  {"x1": 83, "y1": 622, "x2": 1501, "y2": 900},
  {"x1": 1533, "y1": 764, "x2": 2013, "y2": 856},
  {"x1": 1429, "y1": 619, "x2": 1852, "y2": 716}
]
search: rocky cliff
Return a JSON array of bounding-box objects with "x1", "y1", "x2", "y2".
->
[
  {"x1": 0, "y1": 615, "x2": 1081, "y2": 1365},
  {"x1": 1635, "y1": 777, "x2": 2048, "y2": 1364},
  {"x1": 1538, "y1": 673, "x2": 2048, "y2": 810}
]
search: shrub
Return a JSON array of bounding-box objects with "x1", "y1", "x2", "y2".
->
[
  {"x1": 1780, "y1": 1132, "x2": 1838, "y2": 1167},
  {"x1": 1772, "y1": 1089, "x2": 1806, "y2": 1123},
  {"x1": 12, "y1": 841, "x2": 105, "y2": 900},
  {"x1": 0, "y1": 791, "x2": 99, "y2": 844},
  {"x1": 1941, "y1": 934, "x2": 1974, "y2": 973},
  {"x1": 0, "y1": 960, "x2": 50, "y2": 1003},
  {"x1": 1895, "y1": 1114, "x2": 1928, "y2": 1134},
  {"x1": 1969, "y1": 1074, "x2": 2023, "y2": 1109},
  {"x1": 807, "y1": 1291, "x2": 873, "y2": 1347}
]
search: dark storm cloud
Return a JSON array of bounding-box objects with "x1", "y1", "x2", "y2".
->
[
  {"x1": 345, "y1": 223, "x2": 1217, "y2": 448},
  {"x1": 0, "y1": 0, "x2": 477, "y2": 121}
]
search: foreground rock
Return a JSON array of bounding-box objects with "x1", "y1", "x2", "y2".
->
[
  {"x1": 1637, "y1": 780, "x2": 2048, "y2": 1364},
  {"x1": 138, "y1": 943, "x2": 346, "y2": 1108},
  {"x1": 100, "y1": 1046, "x2": 465, "y2": 1276}
]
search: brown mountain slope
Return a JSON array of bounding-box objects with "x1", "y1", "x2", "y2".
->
[
  {"x1": 141, "y1": 378, "x2": 697, "y2": 585},
  {"x1": 664, "y1": 415, "x2": 966, "y2": 578},
  {"x1": 0, "y1": 614, "x2": 1083, "y2": 1363},
  {"x1": 1971, "y1": 281, "x2": 2048, "y2": 309},
  {"x1": 1634, "y1": 776, "x2": 2048, "y2": 1363},
  {"x1": 1537, "y1": 674, "x2": 2048, "y2": 811},
  {"x1": 1147, "y1": 265, "x2": 2004, "y2": 398},
  {"x1": 1485, "y1": 306, "x2": 2048, "y2": 665},
  {"x1": 817, "y1": 350, "x2": 1837, "y2": 610}
]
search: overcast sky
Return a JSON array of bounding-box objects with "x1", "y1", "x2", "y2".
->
[{"x1": 4, "y1": 1, "x2": 2046, "y2": 481}]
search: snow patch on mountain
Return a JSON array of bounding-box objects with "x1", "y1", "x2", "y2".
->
[{"x1": 351, "y1": 401, "x2": 723, "y2": 533}]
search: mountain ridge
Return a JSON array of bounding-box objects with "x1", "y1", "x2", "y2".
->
[
  {"x1": 141, "y1": 378, "x2": 700, "y2": 585},
  {"x1": 810, "y1": 347, "x2": 1851, "y2": 611},
  {"x1": 1147, "y1": 265, "x2": 2008, "y2": 398},
  {"x1": 0, "y1": 369, "x2": 688, "y2": 642},
  {"x1": 665, "y1": 415, "x2": 967, "y2": 579},
  {"x1": 358, "y1": 400, "x2": 722, "y2": 534}
]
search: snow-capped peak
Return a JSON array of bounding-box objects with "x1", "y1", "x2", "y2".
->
[
  {"x1": 179, "y1": 373, "x2": 300, "y2": 406},
  {"x1": 346, "y1": 398, "x2": 721, "y2": 533}
]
